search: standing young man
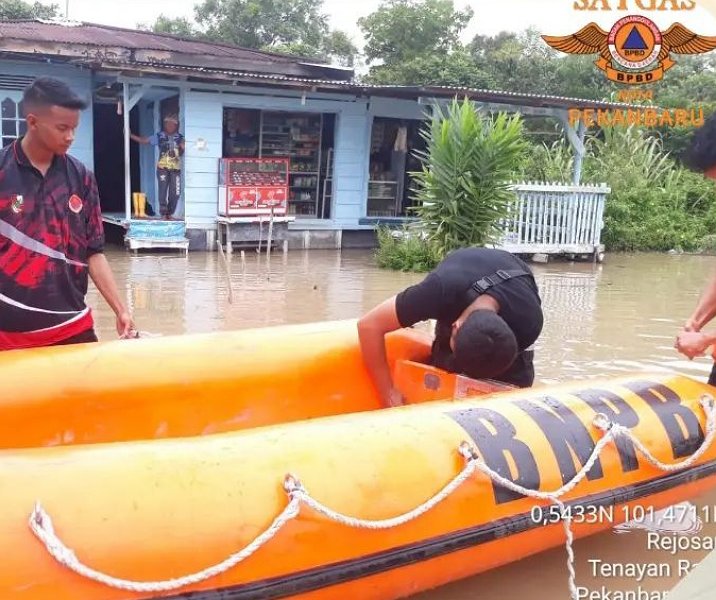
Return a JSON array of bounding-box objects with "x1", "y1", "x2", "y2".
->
[
  {"x1": 358, "y1": 247, "x2": 544, "y2": 408},
  {"x1": 0, "y1": 77, "x2": 134, "y2": 350},
  {"x1": 130, "y1": 115, "x2": 185, "y2": 219},
  {"x1": 675, "y1": 112, "x2": 716, "y2": 378}
]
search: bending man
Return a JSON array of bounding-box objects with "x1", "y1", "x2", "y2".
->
[{"x1": 358, "y1": 247, "x2": 544, "y2": 407}]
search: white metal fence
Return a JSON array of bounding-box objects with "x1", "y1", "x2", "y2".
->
[{"x1": 497, "y1": 182, "x2": 610, "y2": 255}]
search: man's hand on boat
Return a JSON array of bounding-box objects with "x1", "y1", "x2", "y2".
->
[
  {"x1": 116, "y1": 310, "x2": 137, "y2": 339},
  {"x1": 385, "y1": 387, "x2": 405, "y2": 408},
  {"x1": 675, "y1": 329, "x2": 716, "y2": 360}
]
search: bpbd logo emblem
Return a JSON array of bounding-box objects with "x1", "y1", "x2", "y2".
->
[{"x1": 542, "y1": 19, "x2": 716, "y2": 84}]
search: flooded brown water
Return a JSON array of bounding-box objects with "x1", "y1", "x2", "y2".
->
[{"x1": 87, "y1": 247, "x2": 716, "y2": 599}]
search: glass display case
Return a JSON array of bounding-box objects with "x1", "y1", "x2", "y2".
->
[{"x1": 218, "y1": 157, "x2": 290, "y2": 217}]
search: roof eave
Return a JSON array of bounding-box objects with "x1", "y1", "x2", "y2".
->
[
  {"x1": 94, "y1": 62, "x2": 641, "y2": 111},
  {"x1": 0, "y1": 37, "x2": 354, "y2": 81}
]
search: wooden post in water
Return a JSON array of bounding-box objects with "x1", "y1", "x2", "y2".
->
[
  {"x1": 267, "y1": 209, "x2": 275, "y2": 257},
  {"x1": 216, "y1": 241, "x2": 234, "y2": 304}
]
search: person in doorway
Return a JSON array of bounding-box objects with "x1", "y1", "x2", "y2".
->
[
  {"x1": 358, "y1": 247, "x2": 544, "y2": 408},
  {"x1": 130, "y1": 115, "x2": 185, "y2": 219},
  {"x1": 0, "y1": 77, "x2": 135, "y2": 350},
  {"x1": 675, "y1": 112, "x2": 716, "y2": 380}
]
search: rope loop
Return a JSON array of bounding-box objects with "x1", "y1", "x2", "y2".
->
[
  {"x1": 27, "y1": 393, "x2": 716, "y2": 600},
  {"x1": 592, "y1": 412, "x2": 613, "y2": 432}
]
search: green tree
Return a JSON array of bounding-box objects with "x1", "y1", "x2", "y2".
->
[
  {"x1": 141, "y1": 0, "x2": 358, "y2": 64},
  {"x1": 321, "y1": 30, "x2": 358, "y2": 68},
  {"x1": 270, "y1": 30, "x2": 358, "y2": 66},
  {"x1": 140, "y1": 14, "x2": 198, "y2": 37},
  {"x1": 0, "y1": 0, "x2": 58, "y2": 19},
  {"x1": 195, "y1": 0, "x2": 328, "y2": 52},
  {"x1": 358, "y1": 0, "x2": 473, "y2": 84},
  {"x1": 363, "y1": 47, "x2": 492, "y2": 87},
  {"x1": 468, "y1": 29, "x2": 612, "y2": 99},
  {"x1": 469, "y1": 31, "x2": 527, "y2": 90},
  {"x1": 551, "y1": 55, "x2": 616, "y2": 100}
]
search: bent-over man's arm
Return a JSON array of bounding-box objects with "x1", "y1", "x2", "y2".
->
[
  {"x1": 358, "y1": 272, "x2": 445, "y2": 408},
  {"x1": 358, "y1": 297, "x2": 403, "y2": 408}
]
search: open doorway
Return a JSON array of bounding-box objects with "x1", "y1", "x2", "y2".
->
[
  {"x1": 92, "y1": 102, "x2": 140, "y2": 219},
  {"x1": 368, "y1": 117, "x2": 426, "y2": 217}
]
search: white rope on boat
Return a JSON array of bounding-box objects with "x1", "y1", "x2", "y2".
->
[
  {"x1": 28, "y1": 394, "x2": 716, "y2": 598},
  {"x1": 29, "y1": 498, "x2": 302, "y2": 593}
]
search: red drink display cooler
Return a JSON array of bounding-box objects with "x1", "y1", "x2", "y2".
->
[{"x1": 218, "y1": 157, "x2": 289, "y2": 217}]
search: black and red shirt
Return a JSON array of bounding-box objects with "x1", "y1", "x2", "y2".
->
[{"x1": 0, "y1": 139, "x2": 105, "y2": 350}]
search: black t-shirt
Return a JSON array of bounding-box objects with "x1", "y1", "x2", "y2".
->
[{"x1": 395, "y1": 248, "x2": 543, "y2": 383}]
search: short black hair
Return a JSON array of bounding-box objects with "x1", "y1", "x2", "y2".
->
[
  {"x1": 22, "y1": 77, "x2": 88, "y2": 114},
  {"x1": 683, "y1": 111, "x2": 716, "y2": 173},
  {"x1": 452, "y1": 310, "x2": 519, "y2": 380}
]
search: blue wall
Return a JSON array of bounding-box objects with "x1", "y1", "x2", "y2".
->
[
  {"x1": 180, "y1": 83, "x2": 430, "y2": 229},
  {"x1": 183, "y1": 89, "x2": 222, "y2": 228},
  {"x1": 0, "y1": 60, "x2": 94, "y2": 169},
  {"x1": 182, "y1": 87, "x2": 375, "y2": 228},
  {"x1": 332, "y1": 104, "x2": 371, "y2": 226}
]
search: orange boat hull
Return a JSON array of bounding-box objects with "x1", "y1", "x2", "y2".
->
[{"x1": 0, "y1": 320, "x2": 713, "y2": 599}]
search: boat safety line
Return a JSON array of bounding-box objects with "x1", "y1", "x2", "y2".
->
[
  {"x1": 155, "y1": 456, "x2": 716, "y2": 600},
  {"x1": 28, "y1": 395, "x2": 716, "y2": 599}
]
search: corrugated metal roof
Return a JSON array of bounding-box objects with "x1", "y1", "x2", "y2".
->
[
  {"x1": 104, "y1": 60, "x2": 639, "y2": 110},
  {"x1": 0, "y1": 20, "x2": 641, "y2": 110},
  {"x1": 0, "y1": 19, "x2": 313, "y2": 64}
]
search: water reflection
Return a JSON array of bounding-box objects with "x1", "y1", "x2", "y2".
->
[{"x1": 92, "y1": 249, "x2": 716, "y2": 385}]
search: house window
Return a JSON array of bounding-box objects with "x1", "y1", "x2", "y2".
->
[{"x1": 2, "y1": 96, "x2": 26, "y2": 148}]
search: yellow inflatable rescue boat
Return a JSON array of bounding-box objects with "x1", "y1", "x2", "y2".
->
[{"x1": 0, "y1": 319, "x2": 715, "y2": 600}]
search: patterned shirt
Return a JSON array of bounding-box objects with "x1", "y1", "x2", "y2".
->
[
  {"x1": 0, "y1": 140, "x2": 105, "y2": 349},
  {"x1": 150, "y1": 131, "x2": 184, "y2": 171}
]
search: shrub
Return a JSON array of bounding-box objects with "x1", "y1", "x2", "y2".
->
[{"x1": 374, "y1": 226, "x2": 440, "y2": 272}]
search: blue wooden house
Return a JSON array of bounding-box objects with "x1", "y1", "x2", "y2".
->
[{"x1": 0, "y1": 19, "x2": 618, "y2": 255}]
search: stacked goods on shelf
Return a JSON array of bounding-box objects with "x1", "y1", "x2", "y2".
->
[
  {"x1": 260, "y1": 112, "x2": 323, "y2": 217},
  {"x1": 218, "y1": 157, "x2": 289, "y2": 217}
]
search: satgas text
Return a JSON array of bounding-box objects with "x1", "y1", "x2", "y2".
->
[{"x1": 574, "y1": 0, "x2": 696, "y2": 9}]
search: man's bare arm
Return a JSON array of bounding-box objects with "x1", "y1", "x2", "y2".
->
[
  {"x1": 130, "y1": 133, "x2": 151, "y2": 145},
  {"x1": 357, "y1": 297, "x2": 403, "y2": 408},
  {"x1": 88, "y1": 253, "x2": 134, "y2": 338},
  {"x1": 686, "y1": 271, "x2": 716, "y2": 331}
]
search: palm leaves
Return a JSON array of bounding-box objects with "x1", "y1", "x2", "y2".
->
[
  {"x1": 586, "y1": 125, "x2": 673, "y2": 186},
  {"x1": 410, "y1": 98, "x2": 529, "y2": 257}
]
